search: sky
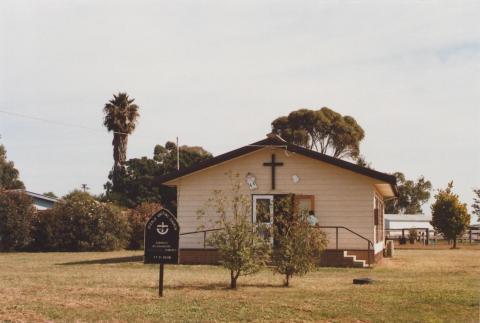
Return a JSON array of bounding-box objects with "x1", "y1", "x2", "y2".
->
[{"x1": 0, "y1": 1, "x2": 479, "y2": 218}]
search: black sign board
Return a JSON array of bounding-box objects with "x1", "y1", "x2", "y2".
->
[{"x1": 144, "y1": 208, "x2": 180, "y2": 264}]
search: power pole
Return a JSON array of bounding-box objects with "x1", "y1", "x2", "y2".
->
[{"x1": 81, "y1": 184, "x2": 89, "y2": 192}]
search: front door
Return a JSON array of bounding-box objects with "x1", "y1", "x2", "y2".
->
[{"x1": 252, "y1": 195, "x2": 274, "y2": 244}]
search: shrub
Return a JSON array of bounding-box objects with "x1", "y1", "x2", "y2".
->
[
  {"x1": 53, "y1": 191, "x2": 130, "y2": 251},
  {"x1": 30, "y1": 209, "x2": 58, "y2": 251},
  {"x1": 126, "y1": 202, "x2": 162, "y2": 249},
  {"x1": 408, "y1": 229, "x2": 417, "y2": 244},
  {"x1": 272, "y1": 195, "x2": 327, "y2": 287},
  {"x1": 198, "y1": 173, "x2": 270, "y2": 289},
  {"x1": 0, "y1": 189, "x2": 35, "y2": 251}
]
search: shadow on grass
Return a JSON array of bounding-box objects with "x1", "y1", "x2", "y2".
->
[
  {"x1": 57, "y1": 255, "x2": 143, "y2": 266},
  {"x1": 167, "y1": 282, "x2": 285, "y2": 291}
]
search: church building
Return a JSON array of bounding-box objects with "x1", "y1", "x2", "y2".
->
[{"x1": 158, "y1": 134, "x2": 397, "y2": 267}]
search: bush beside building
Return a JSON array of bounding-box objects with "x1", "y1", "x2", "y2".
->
[
  {"x1": 0, "y1": 189, "x2": 36, "y2": 251},
  {"x1": 1, "y1": 189, "x2": 132, "y2": 252}
]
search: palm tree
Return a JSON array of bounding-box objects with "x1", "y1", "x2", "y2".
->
[{"x1": 103, "y1": 92, "x2": 139, "y2": 191}]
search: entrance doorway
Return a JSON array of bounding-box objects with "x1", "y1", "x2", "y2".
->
[
  {"x1": 252, "y1": 195, "x2": 274, "y2": 244},
  {"x1": 252, "y1": 194, "x2": 315, "y2": 244}
]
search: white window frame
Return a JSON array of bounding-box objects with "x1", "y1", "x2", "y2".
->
[{"x1": 252, "y1": 195, "x2": 274, "y2": 244}]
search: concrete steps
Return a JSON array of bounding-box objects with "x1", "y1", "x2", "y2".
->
[
  {"x1": 343, "y1": 251, "x2": 369, "y2": 268},
  {"x1": 319, "y1": 250, "x2": 373, "y2": 267}
]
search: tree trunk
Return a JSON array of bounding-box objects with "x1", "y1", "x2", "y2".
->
[
  {"x1": 111, "y1": 134, "x2": 128, "y2": 190},
  {"x1": 284, "y1": 274, "x2": 290, "y2": 287},
  {"x1": 230, "y1": 270, "x2": 238, "y2": 289},
  {"x1": 453, "y1": 238, "x2": 457, "y2": 249}
]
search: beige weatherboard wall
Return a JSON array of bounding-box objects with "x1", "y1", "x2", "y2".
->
[{"x1": 164, "y1": 146, "x2": 394, "y2": 252}]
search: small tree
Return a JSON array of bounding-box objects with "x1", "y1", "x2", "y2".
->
[
  {"x1": 430, "y1": 182, "x2": 470, "y2": 249},
  {"x1": 272, "y1": 195, "x2": 327, "y2": 287},
  {"x1": 198, "y1": 173, "x2": 270, "y2": 289},
  {"x1": 408, "y1": 228, "x2": 417, "y2": 244},
  {"x1": 126, "y1": 202, "x2": 162, "y2": 249},
  {"x1": 0, "y1": 189, "x2": 35, "y2": 251}
]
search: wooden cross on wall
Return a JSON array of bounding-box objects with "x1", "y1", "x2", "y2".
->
[{"x1": 263, "y1": 154, "x2": 284, "y2": 190}]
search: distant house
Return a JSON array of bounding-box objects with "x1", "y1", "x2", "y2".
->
[
  {"x1": 385, "y1": 214, "x2": 433, "y2": 231},
  {"x1": 10, "y1": 190, "x2": 58, "y2": 210},
  {"x1": 469, "y1": 224, "x2": 480, "y2": 241},
  {"x1": 27, "y1": 191, "x2": 58, "y2": 210},
  {"x1": 386, "y1": 214, "x2": 480, "y2": 242},
  {"x1": 385, "y1": 214, "x2": 433, "y2": 238}
]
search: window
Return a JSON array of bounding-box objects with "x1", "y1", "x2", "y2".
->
[
  {"x1": 294, "y1": 195, "x2": 315, "y2": 215},
  {"x1": 374, "y1": 196, "x2": 384, "y2": 242},
  {"x1": 253, "y1": 195, "x2": 274, "y2": 244}
]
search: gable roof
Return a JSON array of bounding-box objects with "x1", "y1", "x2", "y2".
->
[{"x1": 157, "y1": 135, "x2": 398, "y2": 196}]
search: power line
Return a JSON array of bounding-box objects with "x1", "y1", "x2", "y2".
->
[{"x1": 0, "y1": 109, "x2": 128, "y2": 135}]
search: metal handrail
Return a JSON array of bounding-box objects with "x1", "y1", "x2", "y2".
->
[
  {"x1": 180, "y1": 228, "x2": 222, "y2": 249},
  {"x1": 315, "y1": 225, "x2": 374, "y2": 266},
  {"x1": 180, "y1": 226, "x2": 375, "y2": 266},
  {"x1": 180, "y1": 228, "x2": 222, "y2": 236}
]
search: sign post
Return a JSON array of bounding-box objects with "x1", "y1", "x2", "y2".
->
[
  {"x1": 144, "y1": 208, "x2": 180, "y2": 297},
  {"x1": 159, "y1": 264, "x2": 164, "y2": 297}
]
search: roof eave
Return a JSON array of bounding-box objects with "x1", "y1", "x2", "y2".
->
[{"x1": 157, "y1": 137, "x2": 398, "y2": 195}]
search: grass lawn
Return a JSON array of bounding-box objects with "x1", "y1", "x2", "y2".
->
[{"x1": 1, "y1": 247, "x2": 479, "y2": 322}]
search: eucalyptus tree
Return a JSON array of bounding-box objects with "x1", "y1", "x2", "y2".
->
[
  {"x1": 0, "y1": 143, "x2": 25, "y2": 189},
  {"x1": 271, "y1": 107, "x2": 365, "y2": 160},
  {"x1": 103, "y1": 93, "x2": 140, "y2": 191},
  {"x1": 104, "y1": 141, "x2": 212, "y2": 208},
  {"x1": 385, "y1": 172, "x2": 432, "y2": 214}
]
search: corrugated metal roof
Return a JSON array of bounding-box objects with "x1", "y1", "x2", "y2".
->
[
  {"x1": 385, "y1": 214, "x2": 432, "y2": 221},
  {"x1": 8, "y1": 190, "x2": 58, "y2": 203},
  {"x1": 24, "y1": 191, "x2": 58, "y2": 203}
]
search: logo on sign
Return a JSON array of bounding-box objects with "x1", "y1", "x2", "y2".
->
[
  {"x1": 145, "y1": 208, "x2": 179, "y2": 265},
  {"x1": 156, "y1": 222, "x2": 169, "y2": 235}
]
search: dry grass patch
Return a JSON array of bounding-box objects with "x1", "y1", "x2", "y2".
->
[{"x1": 0, "y1": 248, "x2": 479, "y2": 322}]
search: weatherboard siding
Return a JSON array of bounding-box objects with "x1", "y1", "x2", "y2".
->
[{"x1": 172, "y1": 148, "x2": 381, "y2": 250}]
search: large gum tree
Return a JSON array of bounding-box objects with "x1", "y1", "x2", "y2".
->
[{"x1": 271, "y1": 107, "x2": 365, "y2": 160}]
